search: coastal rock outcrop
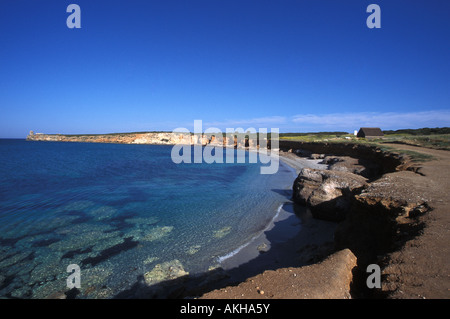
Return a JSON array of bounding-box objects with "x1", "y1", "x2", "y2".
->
[
  {"x1": 293, "y1": 168, "x2": 367, "y2": 221},
  {"x1": 334, "y1": 171, "x2": 430, "y2": 265},
  {"x1": 320, "y1": 155, "x2": 381, "y2": 179},
  {"x1": 279, "y1": 140, "x2": 406, "y2": 175},
  {"x1": 329, "y1": 170, "x2": 432, "y2": 297},
  {"x1": 200, "y1": 249, "x2": 357, "y2": 299},
  {"x1": 26, "y1": 131, "x2": 271, "y2": 149},
  {"x1": 144, "y1": 259, "x2": 189, "y2": 286}
]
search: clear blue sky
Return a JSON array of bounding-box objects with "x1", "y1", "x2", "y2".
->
[{"x1": 1, "y1": 0, "x2": 450, "y2": 138}]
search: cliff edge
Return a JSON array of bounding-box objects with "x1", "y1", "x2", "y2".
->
[
  {"x1": 201, "y1": 141, "x2": 449, "y2": 299},
  {"x1": 289, "y1": 142, "x2": 450, "y2": 298}
]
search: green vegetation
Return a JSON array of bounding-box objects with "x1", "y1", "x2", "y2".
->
[
  {"x1": 279, "y1": 132, "x2": 354, "y2": 142},
  {"x1": 279, "y1": 127, "x2": 450, "y2": 150},
  {"x1": 279, "y1": 127, "x2": 450, "y2": 163},
  {"x1": 378, "y1": 127, "x2": 450, "y2": 151},
  {"x1": 380, "y1": 134, "x2": 450, "y2": 151},
  {"x1": 383, "y1": 127, "x2": 450, "y2": 136},
  {"x1": 377, "y1": 145, "x2": 437, "y2": 163}
]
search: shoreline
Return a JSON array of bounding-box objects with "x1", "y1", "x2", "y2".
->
[
  {"x1": 216, "y1": 201, "x2": 338, "y2": 285},
  {"x1": 111, "y1": 149, "x2": 337, "y2": 299},
  {"x1": 200, "y1": 153, "x2": 338, "y2": 289},
  {"x1": 216, "y1": 203, "x2": 285, "y2": 266}
]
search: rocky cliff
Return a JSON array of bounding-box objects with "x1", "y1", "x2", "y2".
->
[
  {"x1": 26, "y1": 131, "x2": 199, "y2": 145},
  {"x1": 26, "y1": 131, "x2": 264, "y2": 148},
  {"x1": 279, "y1": 140, "x2": 410, "y2": 176},
  {"x1": 288, "y1": 141, "x2": 430, "y2": 297}
]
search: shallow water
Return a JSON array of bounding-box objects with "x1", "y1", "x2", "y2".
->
[{"x1": 0, "y1": 139, "x2": 296, "y2": 298}]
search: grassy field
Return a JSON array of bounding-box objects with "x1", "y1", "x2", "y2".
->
[
  {"x1": 279, "y1": 129, "x2": 450, "y2": 163},
  {"x1": 380, "y1": 134, "x2": 450, "y2": 151},
  {"x1": 377, "y1": 145, "x2": 436, "y2": 163},
  {"x1": 280, "y1": 131, "x2": 450, "y2": 150},
  {"x1": 280, "y1": 132, "x2": 355, "y2": 143}
]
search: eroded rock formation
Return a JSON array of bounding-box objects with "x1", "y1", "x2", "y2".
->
[
  {"x1": 200, "y1": 249, "x2": 357, "y2": 299},
  {"x1": 288, "y1": 141, "x2": 432, "y2": 297},
  {"x1": 293, "y1": 168, "x2": 367, "y2": 221},
  {"x1": 26, "y1": 132, "x2": 191, "y2": 145}
]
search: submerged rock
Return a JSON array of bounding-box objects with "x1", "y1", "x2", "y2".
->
[
  {"x1": 141, "y1": 226, "x2": 174, "y2": 242},
  {"x1": 213, "y1": 226, "x2": 232, "y2": 239},
  {"x1": 144, "y1": 259, "x2": 189, "y2": 286},
  {"x1": 87, "y1": 206, "x2": 119, "y2": 221},
  {"x1": 55, "y1": 200, "x2": 96, "y2": 213},
  {"x1": 186, "y1": 245, "x2": 201, "y2": 255},
  {"x1": 124, "y1": 216, "x2": 159, "y2": 227},
  {"x1": 50, "y1": 223, "x2": 120, "y2": 251},
  {"x1": 143, "y1": 256, "x2": 160, "y2": 265}
]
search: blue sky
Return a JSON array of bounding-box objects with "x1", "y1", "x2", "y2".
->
[{"x1": 1, "y1": 0, "x2": 450, "y2": 138}]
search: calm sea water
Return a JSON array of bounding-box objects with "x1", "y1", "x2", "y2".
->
[{"x1": 0, "y1": 139, "x2": 296, "y2": 298}]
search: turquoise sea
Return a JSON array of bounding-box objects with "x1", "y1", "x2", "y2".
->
[{"x1": 0, "y1": 139, "x2": 296, "y2": 298}]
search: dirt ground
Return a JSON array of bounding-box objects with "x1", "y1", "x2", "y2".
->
[{"x1": 378, "y1": 143, "x2": 450, "y2": 299}]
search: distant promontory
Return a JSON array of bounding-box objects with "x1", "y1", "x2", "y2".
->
[{"x1": 26, "y1": 131, "x2": 187, "y2": 145}]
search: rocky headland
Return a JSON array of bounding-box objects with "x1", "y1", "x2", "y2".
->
[
  {"x1": 26, "y1": 131, "x2": 206, "y2": 145},
  {"x1": 200, "y1": 141, "x2": 449, "y2": 299},
  {"x1": 26, "y1": 131, "x2": 262, "y2": 148}
]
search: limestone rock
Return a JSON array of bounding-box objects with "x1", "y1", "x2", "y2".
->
[
  {"x1": 334, "y1": 171, "x2": 432, "y2": 264},
  {"x1": 144, "y1": 259, "x2": 189, "y2": 286},
  {"x1": 293, "y1": 168, "x2": 367, "y2": 221},
  {"x1": 200, "y1": 249, "x2": 357, "y2": 299}
]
